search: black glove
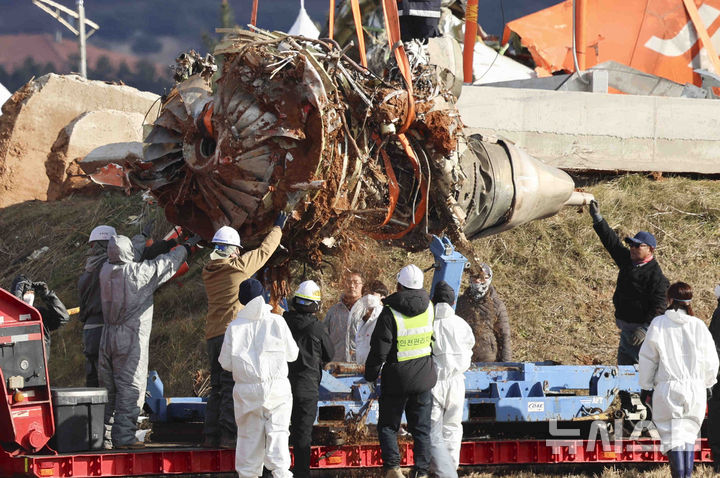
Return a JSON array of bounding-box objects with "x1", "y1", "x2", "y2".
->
[
  {"x1": 184, "y1": 234, "x2": 202, "y2": 248},
  {"x1": 631, "y1": 327, "x2": 647, "y2": 346},
  {"x1": 274, "y1": 211, "x2": 289, "y2": 229},
  {"x1": 640, "y1": 389, "x2": 653, "y2": 406},
  {"x1": 182, "y1": 234, "x2": 202, "y2": 255},
  {"x1": 589, "y1": 200, "x2": 603, "y2": 224},
  {"x1": 142, "y1": 218, "x2": 156, "y2": 238},
  {"x1": 32, "y1": 281, "x2": 50, "y2": 297}
]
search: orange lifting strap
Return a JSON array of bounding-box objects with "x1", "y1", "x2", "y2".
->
[
  {"x1": 380, "y1": 0, "x2": 415, "y2": 134},
  {"x1": 329, "y1": 0, "x2": 336, "y2": 40},
  {"x1": 350, "y1": 0, "x2": 368, "y2": 67},
  {"x1": 251, "y1": 0, "x2": 259, "y2": 27},
  {"x1": 368, "y1": 135, "x2": 427, "y2": 240},
  {"x1": 371, "y1": 135, "x2": 400, "y2": 228},
  {"x1": 463, "y1": 0, "x2": 479, "y2": 83}
]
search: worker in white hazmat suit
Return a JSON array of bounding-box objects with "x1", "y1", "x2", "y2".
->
[
  {"x1": 98, "y1": 234, "x2": 194, "y2": 449},
  {"x1": 639, "y1": 281, "x2": 719, "y2": 478},
  {"x1": 219, "y1": 283, "x2": 299, "y2": 478},
  {"x1": 429, "y1": 281, "x2": 474, "y2": 477}
]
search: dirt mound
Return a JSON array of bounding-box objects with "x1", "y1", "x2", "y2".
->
[{"x1": 0, "y1": 74, "x2": 159, "y2": 207}]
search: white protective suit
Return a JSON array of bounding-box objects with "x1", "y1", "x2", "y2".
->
[
  {"x1": 638, "y1": 308, "x2": 719, "y2": 453},
  {"x1": 98, "y1": 235, "x2": 187, "y2": 446},
  {"x1": 219, "y1": 295, "x2": 299, "y2": 478},
  {"x1": 430, "y1": 302, "x2": 475, "y2": 477},
  {"x1": 349, "y1": 294, "x2": 383, "y2": 364}
]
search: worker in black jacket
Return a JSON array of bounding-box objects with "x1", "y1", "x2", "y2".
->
[
  {"x1": 708, "y1": 285, "x2": 720, "y2": 473},
  {"x1": 397, "y1": 0, "x2": 442, "y2": 42},
  {"x1": 589, "y1": 200, "x2": 669, "y2": 411},
  {"x1": 78, "y1": 225, "x2": 116, "y2": 387},
  {"x1": 285, "y1": 280, "x2": 334, "y2": 478},
  {"x1": 364, "y1": 264, "x2": 437, "y2": 478},
  {"x1": 11, "y1": 274, "x2": 69, "y2": 359}
]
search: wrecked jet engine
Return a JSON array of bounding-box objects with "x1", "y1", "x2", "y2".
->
[{"x1": 133, "y1": 29, "x2": 589, "y2": 258}]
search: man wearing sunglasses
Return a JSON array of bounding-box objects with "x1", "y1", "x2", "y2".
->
[{"x1": 589, "y1": 200, "x2": 669, "y2": 411}]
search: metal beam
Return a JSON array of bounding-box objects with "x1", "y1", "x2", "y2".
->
[
  {"x1": 31, "y1": 0, "x2": 99, "y2": 30},
  {"x1": 682, "y1": 0, "x2": 720, "y2": 76},
  {"x1": 31, "y1": 0, "x2": 99, "y2": 79},
  {"x1": 31, "y1": 0, "x2": 79, "y2": 35}
]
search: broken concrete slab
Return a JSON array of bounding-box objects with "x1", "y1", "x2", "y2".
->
[
  {"x1": 80, "y1": 141, "x2": 143, "y2": 174},
  {"x1": 457, "y1": 85, "x2": 720, "y2": 174},
  {"x1": 46, "y1": 110, "x2": 146, "y2": 200},
  {"x1": 0, "y1": 74, "x2": 159, "y2": 207}
]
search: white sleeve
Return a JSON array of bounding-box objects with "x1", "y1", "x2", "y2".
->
[
  {"x1": 219, "y1": 328, "x2": 233, "y2": 372},
  {"x1": 460, "y1": 318, "x2": 475, "y2": 372},
  {"x1": 137, "y1": 246, "x2": 188, "y2": 291},
  {"x1": 702, "y1": 327, "x2": 720, "y2": 388},
  {"x1": 638, "y1": 323, "x2": 659, "y2": 390}
]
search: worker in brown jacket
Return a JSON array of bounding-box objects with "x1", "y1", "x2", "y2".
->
[
  {"x1": 201, "y1": 212, "x2": 287, "y2": 448},
  {"x1": 455, "y1": 263, "x2": 512, "y2": 363}
]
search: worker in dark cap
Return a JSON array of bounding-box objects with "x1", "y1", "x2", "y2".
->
[
  {"x1": 219, "y1": 278, "x2": 298, "y2": 478},
  {"x1": 588, "y1": 200, "x2": 669, "y2": 411},
  {"x1": 429, "y1": 281, "x2": 474, "y2": 477}
]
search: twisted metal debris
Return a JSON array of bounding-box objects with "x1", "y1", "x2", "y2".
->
[
  {"x1": 137, "y1": 29, "x2": 470, "y2": 256},
  {"x1": 135, "y1": 28, "x2": 590, "y2": 265}
]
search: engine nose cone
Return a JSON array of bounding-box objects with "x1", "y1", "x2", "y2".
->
[{"x1": 459, "y1": 135, "x2": 578, "y2": 238}]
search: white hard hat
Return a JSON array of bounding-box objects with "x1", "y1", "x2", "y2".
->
[
  {"x1": 212, "y1": 226, "x2": 241, "y2": 247},
  {"x1": 89, "y1": 225, "x2": 117, "y2": 242},
  {"x1": 397, "y1": 264, "x2": 424, "y2": 290},
  {"x1": 295, "y1": 280, "x2": 321, "y2": 302}
]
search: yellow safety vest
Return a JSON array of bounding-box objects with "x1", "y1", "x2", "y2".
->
[{"x1": 389, "y1": 303, "x2": 434, "y2": 362}]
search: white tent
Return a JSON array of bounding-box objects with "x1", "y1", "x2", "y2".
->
[
  {"x1": 0, "y1": 82, "x2": 11, "y2": 115},
  {"x1": 287, "y1": 0, "x2": 320, "y2": 39}
]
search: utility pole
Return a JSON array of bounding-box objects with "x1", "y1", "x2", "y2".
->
[
  {"x1": 77, "y1": 0, "x2": 86, "y2": 78},
  {"x1": 31, "y1": 0, "x2": 99, "y2": 78}
]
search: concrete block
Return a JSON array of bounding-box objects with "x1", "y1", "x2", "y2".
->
[
  {"x1": 46, "y1": 110, "x2": 145, "y2": 200},
  {"x1": 0, "y1": 74, "x2": 159, "y2": 206},
  {"x1": 457, "y1": 86, "x2": 720, "y2": 174},
  {"x1": 80, "y1": 141, "x2": 143, "y2": 174}
]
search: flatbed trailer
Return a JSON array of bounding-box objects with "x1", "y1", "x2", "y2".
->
[{"x1": 1, "y1": 439, "x2": 713, "y2": 477}]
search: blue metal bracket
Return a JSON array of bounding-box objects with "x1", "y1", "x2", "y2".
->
[
  {"x1": 429, "y1": 235, "x2": 469, "y2": 308},
  {"x1": 146, "y1": 371, "x2": 207, "y2": 423},
  {"x1": 316, "y1": 362, "x2": 641, "y2": 426}
]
